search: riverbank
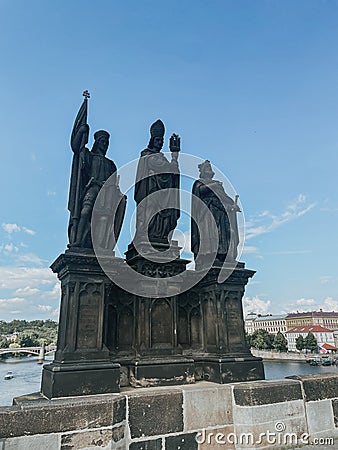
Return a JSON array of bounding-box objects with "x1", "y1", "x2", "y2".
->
[{"x1": 251, "y1": 349, "x2": 331, "y2": 361}]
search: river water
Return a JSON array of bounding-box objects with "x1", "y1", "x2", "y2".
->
[{"x1": 1, "y1": 357, "x2": 338, "y2": 406}]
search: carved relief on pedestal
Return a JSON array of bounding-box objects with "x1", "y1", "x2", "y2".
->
[
  {"x1": 150, "y1": 298, "x2": 173, "y2": 347},
  {"x1": 177, "y1": 292, "x2": 202, "y2": 350},
  {"x1": 75, "y1": 282, "x2": 102, "y2": 350},
  {"x1": 225, "y1": 289, "x2": 247, "y2": 352},
  {"x1": 105, "y1": 286, "x2": 135, "y2": 354},
  {"x1": 201, "y1": 292, "x2": 218, "y2": 348}
]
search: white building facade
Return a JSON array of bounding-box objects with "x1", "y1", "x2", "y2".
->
[
  {"x1": 286, "y1": 325, "x2": 335, "y2": 352},
  {"x1": 245, "y1": 313, "x2": 287, "y2": 335}
]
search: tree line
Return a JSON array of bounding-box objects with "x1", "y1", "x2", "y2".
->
[
  {"x1": 246, "y1": 329, "x2": 318, "y2": 352},
  {"x1": 0, "y1": 320, "x2": 58, "y2": 349}
]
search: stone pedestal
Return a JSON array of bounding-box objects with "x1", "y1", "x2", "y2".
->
[
  {"x1": 186, "y1": 263, "x2": 265, "y2": 383},
  {"x1": 103, "y1": 240, "x2": 194, "y2": 386},
  {"x1": 41, "y1": 251, "x2": 121, "y2": 398}
]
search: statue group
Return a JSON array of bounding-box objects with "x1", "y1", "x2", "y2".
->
[
  {"x1": 67, "y1": 92, "x2": 240, "y2": 264},
  {"x1": 41, "y1": 92, "x2": 264, "y2": 399}
]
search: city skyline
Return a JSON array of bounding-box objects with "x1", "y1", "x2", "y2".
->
[{"x1": 1, "y1": 1, "x2": 338, "y2": 320}]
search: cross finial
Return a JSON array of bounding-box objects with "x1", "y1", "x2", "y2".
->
[{"x1": 83, "y1": 90, "x2": 90, "y2": 99}]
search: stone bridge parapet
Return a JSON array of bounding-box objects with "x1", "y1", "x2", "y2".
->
[{"x1": 0, "y1": 373, "x2": 337, "y2": 449}]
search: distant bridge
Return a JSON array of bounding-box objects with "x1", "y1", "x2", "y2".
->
[{"x1": 0, "y1": 345, "x2": 56, "y2": 357}]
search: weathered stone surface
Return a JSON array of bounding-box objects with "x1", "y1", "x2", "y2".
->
[
  {"x1": 61, "y1": 429, "x2": 112, "y2": 449},
  {"x1": 287, "y1": 373, "x2": 338, "y2": 402},
  {"x1": 233, "y1": 399, "x2": 305, "y2": 425},
  {"x1": 128, "y1": 390, "x2": 183, "y2": 438},
  {"x1": 0, "y1": 396, "x2": 114, "y2": 438},
  {"x1": 305, "y1": 399, "x2": 335, "y2": 434},
  {"x1": 182, "y1": 384, "x2": 233, "y2": 430},
  {"x1": 233, "y1": 379, "x2": 302, "y2": 406},
  {"x1": 332, "y1": 398, "x2": 338, "y2": 427},
  {"x1": 112, "y1": 425, "x2": 125, "y2": 443},
  {"x1": 1, "y1": 434, "x2": 60, "y2": 450},
  {"x1": 165, "y1": 433, "x2": 198, "y2": 450},
  {"x1": 42, "y1": 362, "x2": 120, "y2": 399},
  {"x1": 129, "y1": 439, "x2": 162, "y2": 449},
  {"x1": 194, "y1": 358, "x2": 264, "y2": 384},
  {"x1": 113, "y1": 396, "x2": 126, "y2": 425}
]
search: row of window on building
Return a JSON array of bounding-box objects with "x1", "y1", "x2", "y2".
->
[{"x1": 245, "y1": 310, "x2": 338, "y2": 351}]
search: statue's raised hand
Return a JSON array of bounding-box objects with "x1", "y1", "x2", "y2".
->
[{"x1": 169, "y1": 133, "x2": 181, "y2": 153}]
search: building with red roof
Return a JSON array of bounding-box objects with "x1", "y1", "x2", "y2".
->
[{"x1": 286, "y1": 325, "x2": 335, "y2": 352}]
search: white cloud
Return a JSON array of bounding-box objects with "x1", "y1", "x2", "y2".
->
[
  {"x1": 245, "y1": 194, "x2": 316, "y2": 241},
  {"x1": 0, "y1": 243, "x2": 19, "y2": 253},
  {"x1": 38, "y1": 305, "x2": 53, "y2": 312},
  {"x1": 51, "y1": 308, "x2": 60, "y2": 318},
  {"x1": 0, "y1": 297, "x2": 26, "y2": 306},
  {"x1": 2, "y1": 223, "x2": 20, "y2": 234},
  {"x1": 15, "y1": 286, "x2": 40, "y2": 296},
  {"x1": 18, "y1": 253, "x2": 44, "y2": 265},
  {"x1": 4, "y1": 243, "x2": 19, "y2": 252},
  {"x1": 322, "y1": 297, "x2": 338, "y2": 311},
  {"x1": 242, "y1": 245, "x2": 259, "y2": 254},
  {"x1": 296, "y1": 298, "x2": 316, "y2": 306},
  {"x1": 288, "y1": 296, "x2": 338, "y2": 313},
  {"x1": 243, "y1": 296, "x2": 271, "y2": 315},
  {"x1": 2, "y1": 223, "x2": 35, "y2": 235},
  {"x1": 21, "y1": 227, "x2": 35, "y2": 236},
  {"x1": 42, "y1": 282, "x2": 61, "y2": 300},
  {"x1": 0, "y1": 267, "x2": 56, "y2": 289}
]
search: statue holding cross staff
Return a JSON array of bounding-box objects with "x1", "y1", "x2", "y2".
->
[{"x1": 67, "y1": 91, "x2": 126, "y2": 250}]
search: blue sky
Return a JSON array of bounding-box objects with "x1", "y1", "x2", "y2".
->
[{"x1": 1, "y1": 0, "x2": 338, "y2": 320}]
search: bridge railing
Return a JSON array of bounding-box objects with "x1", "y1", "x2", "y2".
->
[{"x1": 0, "y1": 345, "x2": 56, "y2": 354}]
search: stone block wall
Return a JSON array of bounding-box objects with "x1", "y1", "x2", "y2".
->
[{"x1": 1, "y1": 374, "x2": 338, "y2": 449}]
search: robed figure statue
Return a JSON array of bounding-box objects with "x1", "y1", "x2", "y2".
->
[
  {"x1": 191, "y1": 160, "x2": 240, "y2": 265},
  {"x1": 68, "y1": 91, "x2": 126, "y2": 250},
  {"x1": 133, "y1": 119, "x2": 180, "y2": 245}
]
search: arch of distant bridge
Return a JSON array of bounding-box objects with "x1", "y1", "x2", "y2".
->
[{"x1": 0, "y1": 346, "x2": 56, "y2": 356}]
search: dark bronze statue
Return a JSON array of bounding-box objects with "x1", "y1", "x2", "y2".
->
[
  {"x1": 133, "y1": 119, "x2": 180, "y2": 244},
  {"x1": 191, "y1": 160, "x2": 240, "y2": 264},
  {"x1": 68, "y1": 91, "x2": 126, "y2": 249}
]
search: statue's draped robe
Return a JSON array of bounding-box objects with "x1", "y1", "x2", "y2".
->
[
  {"x1": 134, "y1": 148, "x2": 180, "y2": 243},
  {"x1": 191, "y1": 179, "x2": 239, "y2": 261},
  {"x1": 68, "y1": 146, "x2": 126, "y2": 248}
]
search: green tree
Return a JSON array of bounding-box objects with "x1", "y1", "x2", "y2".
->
[
  {"x1": 0, "y1": 320, "x2": 58, "y2": 346},
  {"x1": 273, "y1": 331, "x2": 288, "y2": 352},
  {"x1": 296, "y1": 335, "x2": 305, "y2": 352},
  {"x1": 20, "y1": 333, "x2": 39, "y2": 347},
  {"x1": 245, "y1": 332, "x2": 253, "y2": 348},
  {"x1": 0, "y1": 338, "x2": 8, "y2": 348},
  {"x1": 304, "y1": 332, "x2": 318, "y2": 353},
  {"x1": 251, "y1": 329, "x2": 274, "y2": 350}
]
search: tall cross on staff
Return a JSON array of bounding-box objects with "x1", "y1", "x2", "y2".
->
[{"x1": 83, "y1": 90, "x2": 90, "y2": 99}]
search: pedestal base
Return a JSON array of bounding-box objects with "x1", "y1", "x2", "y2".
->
[
  {"x1": 41, "y1": 361, "x2": 120, "y2": 399},
  {"x1": 121, "y1": 357, "x2": 195, "y2": 387},
  {"x1": 194, "y1": 355, "x2": 265, "y2": 384}
]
